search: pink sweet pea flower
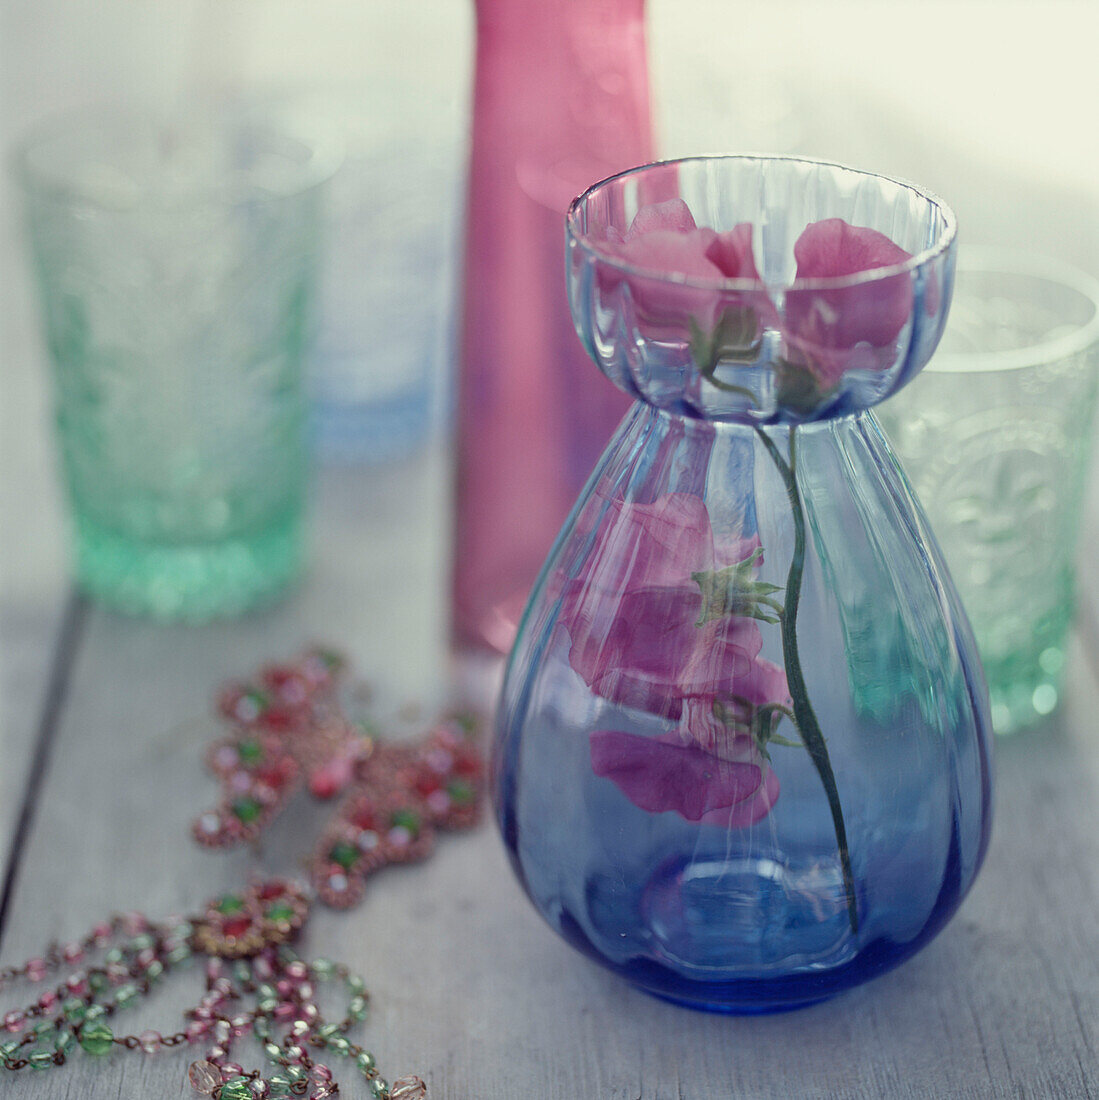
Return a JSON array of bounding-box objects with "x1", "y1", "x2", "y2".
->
[
  {"x1": 596, "y1": 201, "x2": 769, "y2": 340},
  {"x1": 560, "y1": 492, "x2": 778, "y2": 720},
  {"x1": 561, "y1": 490, "x2": 791, "y2": 827},
  {"x1": 782, "y1": 218, "x2": 914, "y2": 388},
  {"x1": 590, "y1": 727, "x2": 779, "y2": 826}
]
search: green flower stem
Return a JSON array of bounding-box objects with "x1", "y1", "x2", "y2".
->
[
  {"x1": 698, "y1": 369, "x2": 759, "y2": 402},
  {"x1": 754, "y1": 425, "x2": 859, "y2": 935}
]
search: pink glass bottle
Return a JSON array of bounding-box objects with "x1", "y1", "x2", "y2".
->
[{"x1": 453, "y1": 0, "x2": 654, "y2": 656}]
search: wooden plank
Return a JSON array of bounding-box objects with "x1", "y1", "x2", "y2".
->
[
  {"x1": 2, "y1": 447, "x2": 1099, "y2": 1098},
  {"x1": 0, "y1": 171, "x2": 73, "y2": 892}
]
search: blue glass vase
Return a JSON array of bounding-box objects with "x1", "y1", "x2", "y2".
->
[{"x1": 492, "y1": 156, "x2": 993, "y2": 1013}]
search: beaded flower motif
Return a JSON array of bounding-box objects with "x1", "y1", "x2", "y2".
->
[{"x1": 192, "y1": 649, "x2": 485, "y2": 909}]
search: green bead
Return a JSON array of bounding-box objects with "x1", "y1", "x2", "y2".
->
[
  {"x1": 145, "y1": 960, "x2": 164, "y2": 981},
  {"x1": 257, "y1": 999, "x2": 277, "y2": 1015},
  {"x1": 346, "y1": 975, "x2": 366, "y2": 995},
  {"x1": 231, "y1": 797, "x2": 262, "y2": 824},
  {"x1": 29, "y1": 1050, "x2": 55, "y2": 1070},
  {"x1": 131, "y1": 934, "x2": 154, "y2": 951},
  {"x1": 328, "y1": 841, "x2": 359, "y2": 870},
  {"x1": 257, "y1": 983, "x2": 277, "y2": 1001},
  {"x1": 113, "y1": 984, "x2": 137, "y2": 1008},
  {"x1": 370, "y1": 1077, "x2": 389, "y2": 1099},
  {"x1": 78, "y1": 1022, "x2": 114, "y2": 1056},
  {"x1": 317, "y1": 1023, "x2": 340, "y2": 1040},
  {"x1": 253, "y1": 1017, "x2": 270, "y2": 1039},
  {"x1": 348, "y1": 996, "x2": 367, "y2": 1022},
  {"x1": 166, "y1": 945, "x2": 191, "y2": 965},
  {"x1": 0, "y1": 1041, "x2": 21, "y2": 1058},
  {"x1": 88, "y1": 972, "x2": 108, "y2": 992},
  {"x1": 238, "y1": 740, "x2": 263, "y2": 765},
  {"x1": 356, "y1": 1051, "x2": 376, "y2": 1073},
  {"x1": 104, "y1": 948, "x2": 123, "y2": 965},
  {"x1": 84, "y1": 1004, "x2": 106, "y2": 1021},
  {"x1": 311, "y1": 958, "x2": 334, "y2": 979},
  {"x1": 447, "y1": 780, "x2": 475, "y2": 804},
  {"x1": 263, "y1": 1042, "x2": 282, "y2": 1061},
  {"x1": 276, "y1": 945, "x2": 299, "y2": 964},
  {"x1": 55, "y1": 1032, "x2": 75, "y2": 1054},
  {"x1": 218, "y1": 894, "x2": 246, "y2": 916},
  {"x1": 285, "y1": 1065, "x2": 306, "y2": 1084},
  {"x1": 218, "y1": 1076, "x2": 253, "y2": 1100},
  {"x1": 62, "y1": 998, "x2": 86, "y2": 1023},
  {"x1": 267, "y1": 1075, "x2": 291, "y2": 1097},
  {"x1": 329, "y1": 1036, "x2": 351, "y2": 1056},
  {"x1": 233, "y1": 961, "x2": 252, "y2": 984},
  {"x1": 264, "y1": 904, "x2": 295, "y2": 924},
  {"x1": 389, "y1": 809, "x2": 420, "y2": 837},
  {"x1": 33, "y1": 1021, "x2": 55, "y2": 1038}
]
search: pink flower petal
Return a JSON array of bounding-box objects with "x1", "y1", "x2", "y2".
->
[
  {"x1": 793, "y1": 218, "x2": 911, "y2": 280},
  {"x1": 626, "y1": 198, "x2": 698, "y2": 238},
  {"x1": 704, "y1": 222, "x2": 761, "y2": 281},
  {"x1": 590, "y1": 729, "x2": 778, "y2": 825},
  {"x1": 784, "y1": 218, "x2": 915, "y2": 387}
]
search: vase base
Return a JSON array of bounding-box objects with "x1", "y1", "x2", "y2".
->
[{"x1": 639, "y1": 853, "x2": 856, "y2": 976}]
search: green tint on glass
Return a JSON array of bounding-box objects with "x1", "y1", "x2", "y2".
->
[{"x1": 16, "y1": 110, "x2": 338, "y2": 621}]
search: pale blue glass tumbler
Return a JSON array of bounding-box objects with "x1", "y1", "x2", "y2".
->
[{"x1": 15, "y1": 110, "x2": 339, "y2": 621}]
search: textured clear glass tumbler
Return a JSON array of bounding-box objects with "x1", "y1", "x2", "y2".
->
[
  {"x1": 878, "y1": 251, "x2": 1099, "y2": 734},
  {"x1": 16, "y1": 110, "x2": 337, "y2": 621}
]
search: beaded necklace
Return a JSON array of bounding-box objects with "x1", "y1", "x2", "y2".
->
[{"x1": 0, "y1": 879, "x2": 427, "y2": 1100}]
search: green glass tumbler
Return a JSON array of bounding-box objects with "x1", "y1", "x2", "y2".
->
[
  {"x1": 879, "y1": 249, "x2": 1099, "y2": 733},
  {"x1": 15, "y1": 109, "x2": 338, "y2": 621}
]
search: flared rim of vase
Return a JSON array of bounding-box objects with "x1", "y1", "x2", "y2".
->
[{"x1": 566, "y1": 153, "x2": 957, "y2": 293}]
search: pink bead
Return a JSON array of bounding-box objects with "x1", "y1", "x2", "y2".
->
[
  {"x1": 206, "y1": 960, "x2": 224, "y2": 982},
  {"x1": 206, "y1": 1045, "x2": 227, "y2": 1063},
  {"x1": 3, "y1": 1011, "x2": 25, "y2": 1033},
  {"x1": 253, "y1": 956, "x2": 274, "y2": 980},
  {"x1": 391, "y1": 1076, "x2": 429, "y2": 1100},
  {"x1": 298, "y1": 982, "x2": 314, "y2": 1002},
  {"x1": 299, "y1": 1003, "x2": 319, "y2": 1023},
  {"x1": 274, "y1": 1003, "x2": 295, "y2": 1020},
  {"x1": 25, "y1": 958, "x2": 46, "y2": 981},
  {"x1": 230, "y1": 1015, "x2": 251, "y2": 1035},
  {"x1": 187, "y1": 1021, "x2": 211, "y2": 1042},
  {"x1": 313, "y1": 1065, "x2": 333, "y2": 1082},
  {"x1": 188, "y1": 1060, "x2": 223, "y2": 1094},
  {"x1": 312, "y1": 1087, "x2": 337, "y2": 1099},
  {"x1": 285, "y1": 962, "x2": 308, "y2": 981},
  {"x1": 221, "y1": 1062, "x2": 244, "y2": 1076},
  {"x1": 92, "y1": 923, "x2": 112, "y2": 943},
  {"x1": 250, "y1": 1080, "x2": 270, "y2": 1099},
  {"x1": 275, "y1": 979, "x2": 293, "y2": 998},
  {"x1": 213, "y1": 978, "x2": 234, "y2": 998},
  {"x1": 194, "y1": 1006, "x2": 215, "y2": 1021},
  {"x1": 136, "y1": 948, "x2": 156, "y2": 969},
  {"x1": 122, "y1": 912, "x2": 148, "y2": 934},
  {"x1": 62, "y1": 943, "x2": 85, "y2": 964},
  {"x1": 37, "y1": 990, "x2": 57, "y2": 1010},
  {"x1": 138, "y1": 1029, "x2": 162, "y2": 1053},
  {"x1": 65, "y1": 974, "x2": 88, "y2": 996}
]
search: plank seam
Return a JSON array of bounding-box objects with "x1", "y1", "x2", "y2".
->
[{"x1": 0, "y1": 590, "x2": 87, "y2": 949}]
